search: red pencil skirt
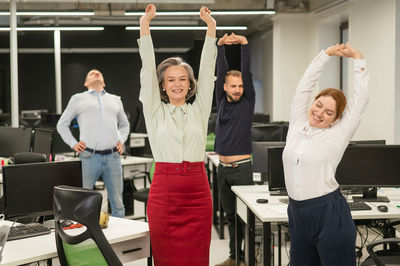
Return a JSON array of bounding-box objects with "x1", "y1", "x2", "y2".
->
[{"x1": 147, "y1": 161, "x2": 212, "y2": 266}]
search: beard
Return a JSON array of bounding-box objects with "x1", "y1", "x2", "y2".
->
[{"x1": 227, "y1": 93, "x2": 242, "y2": 103}]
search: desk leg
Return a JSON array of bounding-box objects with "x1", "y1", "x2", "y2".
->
[
  {"x1": 148, "y1": 241, "x2": 153, "y2": 266},
  {"x1": 212, "y1": 163, "x2": 224, "y2": 239},
  {"x1": 219, "y1": 199, "x2": 225, "y2": 239},
  {"x1": 212, "y1": 163, "x2": 218, "y2": 229},
  {"x1": 278, "y1": 223, "x2": 282, "y2": 266},
  {"x1": 245, "y1": 209, "x2": 255, "y2": 266},
  {"x1": 262, "y1": 222, "x2": 271, "y2": 266},
  {"x1": 207, "y1": 157, "x2": 211, "y2": 188},
  {"x1": 235, "y1": 208, "x2": 241, "y2": 266}
]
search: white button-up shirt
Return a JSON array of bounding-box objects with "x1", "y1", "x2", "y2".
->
[
  {"x1": 138, "y1": 35, "x2": 217, "y2": 163},
  {"x1": 283, "y1": 51, "x2": 370, "y2": 201}
]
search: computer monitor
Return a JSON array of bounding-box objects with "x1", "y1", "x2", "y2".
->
[
  {"x1": 252, "y1": 141, "x2": 285, "y2": 184},
  {"x1": 33, "y1": 128, "x2": 53, "y2": 161},
  {"x1": 335, "y1": 145, "x2": 400, "y2": 201},
  {"x1": 2, "y1": 161, "x2": 83, "y2": 220},
  {"x1": 253, "y1": 113, "x2": 270, "y2": 124},
  {"x1": 20, "y1": 110, "x2": 48, "y2": 128},
  {"x1": 267, "y1": 147, "x2": 286, "y2": 195},
  {"x1": 51, "y1": 127, "x2": 80, "y2": 155},
  {"x1": 0, "y1": 127, "x2": 32, "y2": 157},
  {"x1": 251, "y1": 124, "x2": 284, "y2": 142},
  {"x1": 40, "y1": 113, "x2": 61, "y2": 128}
]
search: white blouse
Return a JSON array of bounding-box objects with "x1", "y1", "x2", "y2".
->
[
  {"x1": 138, "y1": 35, "x2": 217, "y2": 163},
  {"x1": 282, "y1": 51, "x2": 370, "y2": 201}
]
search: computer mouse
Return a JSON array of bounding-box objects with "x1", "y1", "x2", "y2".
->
[
  {"x1": 377, "y1": 205, "x2": 388, "y2": 212},
  {"x1": 256, "y1": 198, "x2": 268, "y2": 204}
]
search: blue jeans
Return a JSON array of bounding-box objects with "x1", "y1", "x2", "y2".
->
[{"x1": 79, "y1": 150, "x2": 125, "y2": 218}]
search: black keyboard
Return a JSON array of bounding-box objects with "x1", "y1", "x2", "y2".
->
[
  {"x1": 348, "y1": 201, "x2": 372, "y2": 211},
  {"x1": 7, "y1": 223, "x2": 51, "y2": 241}
]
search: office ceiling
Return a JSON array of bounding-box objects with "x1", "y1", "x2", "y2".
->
[{"x1": 0, "y1": 0, "x2": 337, "y2": 35}]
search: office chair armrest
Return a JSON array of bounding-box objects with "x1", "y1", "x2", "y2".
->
[
  {"x1": 366, "y1": 238, "x2": 400, "y2": 266},
  {"x1": 133, "y1": 170, "x2": 151, "y2": 183}
]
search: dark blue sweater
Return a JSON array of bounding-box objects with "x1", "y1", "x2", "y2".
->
[{"x1": 214, "y1": 44, "x2": 255, "y2": 156}]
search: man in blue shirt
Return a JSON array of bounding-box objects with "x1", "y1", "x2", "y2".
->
[
  {"x1": 214, "y1": 34, "x2": 255, "y2": 266},
  {"x1": 57, "y1": 69, "x2": 130, "y2": 218}
]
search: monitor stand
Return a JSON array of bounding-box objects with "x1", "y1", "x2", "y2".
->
[
  {"x1": 37, "y1": 215, "x2": 55, "y2": 230},
  {"x1": 352, "y1": 187, "x2": 390, "y2": 202}
]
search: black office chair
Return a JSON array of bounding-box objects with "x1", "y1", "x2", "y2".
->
[
  {"x1": 53, "y1": 185, "x2": 122, "y2": 266},
  {"x1": 12, "y1": 152, "x2": 46, "y2": 164},
  {"x1": 359, "y1": 219, "x2": 400, "y2": 266},
  {"x1": 129, "y1": 162, "x2": 155, "y2": 221},
  {"x1": 360, "y1": 238, "x2": 400, "y2": 266}
]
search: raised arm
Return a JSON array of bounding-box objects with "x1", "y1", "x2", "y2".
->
[
  {"x1": 338, "y1": 43, "x2": 369, "y2": 140},
  {"x1": 200, "y1": 6, "x2": 216, "y2": 38},
  {"x1": 289, "y1": 44, "x2": 344, "y2": 125},
  {"x1": 231, "y1": 33, "x2": 255, "y2": 101},
  {"x1": 138, "y1": 4, "x2": 161, "y2": 121},
  {"x1": 196, "y1": 6, "x2": 217, "y2": 113},
  {"x1": 215, "y1": 34, "x2": 231, "y2": 106},
  {"x1": 140, "y1": 4, "x2": 155, "y2": 37}
]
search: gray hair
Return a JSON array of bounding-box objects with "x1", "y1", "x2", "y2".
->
[{"x1": 156, "y1": 57, "x2": 197, "y2": 103}]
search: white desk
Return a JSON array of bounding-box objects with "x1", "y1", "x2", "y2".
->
[
  {"x1": 232, "y1": 185, "x2": 400, "y2": 266},
  {"x1": 0, "y1": 217, "x2": 150, "y2": 266}
]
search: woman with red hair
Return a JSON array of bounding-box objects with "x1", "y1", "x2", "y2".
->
[{"x1": 283, "y1": 43, "x2": 369, "y2": 265}]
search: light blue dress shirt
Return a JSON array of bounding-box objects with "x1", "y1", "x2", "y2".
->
[{"x1": 57, "y1": 89, "x2": 130, "y2": 150}]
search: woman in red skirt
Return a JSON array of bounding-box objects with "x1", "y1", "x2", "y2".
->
[{"x1": 138, "y1": 4, "x2": 217, "y2": 266}]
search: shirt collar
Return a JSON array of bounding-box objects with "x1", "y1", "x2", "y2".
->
[
  {"x1": 301, "y1": 122, "x2": 326, "y2": 136},
  {"x1": 167, "y1": 103, "x2": 187, "y2": 115},
  {"x1": 88, "y1": 88, "x2": 106, "y2": 95}
]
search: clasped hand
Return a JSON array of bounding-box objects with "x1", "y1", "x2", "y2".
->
[
  {"x1": 325, "y1": 42, "x2": 363, "y2": 59},
  {"x1": 218, "y1": 32, "x2": 248, "y2": 46}
]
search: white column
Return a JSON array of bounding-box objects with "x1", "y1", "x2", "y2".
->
[
  {"x1": 9, "y1": 0, "x2": 18, "y2": 127},
  {"x1": 395, "y1": 0, "x2": 400, "y2": 144},
  {"x1": 349, "y1": 0, "x2": 397, "y2": 143},
  {"x1": 271, "y1": 13, "x2": 312, "y2": 121},
  {"x1": 54, "y1": 30, "x2": 62, "y2": 114}
]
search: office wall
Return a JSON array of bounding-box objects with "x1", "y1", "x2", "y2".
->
[
  {"x1": 396, "y1": 1, "x2": 400, "y2": 144},
  {"x1": 262, "y1": 30, "x2": 273, "y2": 117},
  {"x1": 270, "y1": 0, "x2": 400, "y2": 144},
  {"x1": 349, "y1": 0, "x2": 396, "y2": 143},
  {"x1": 272, "y1": 13, "x2": 312, "y2": 121}
]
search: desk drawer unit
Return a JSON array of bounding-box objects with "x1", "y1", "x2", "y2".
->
[{"x1": 112, "y1": 235, "x2": 150, "y2": 263}]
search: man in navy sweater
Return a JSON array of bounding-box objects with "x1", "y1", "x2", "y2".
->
[{"x1": 214, "y1": 33, "x2": 255, "y2": 266}]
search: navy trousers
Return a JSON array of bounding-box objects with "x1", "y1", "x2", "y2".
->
[{"x1": 288, "y1": 189, "x2": 356, "y2": 266}]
